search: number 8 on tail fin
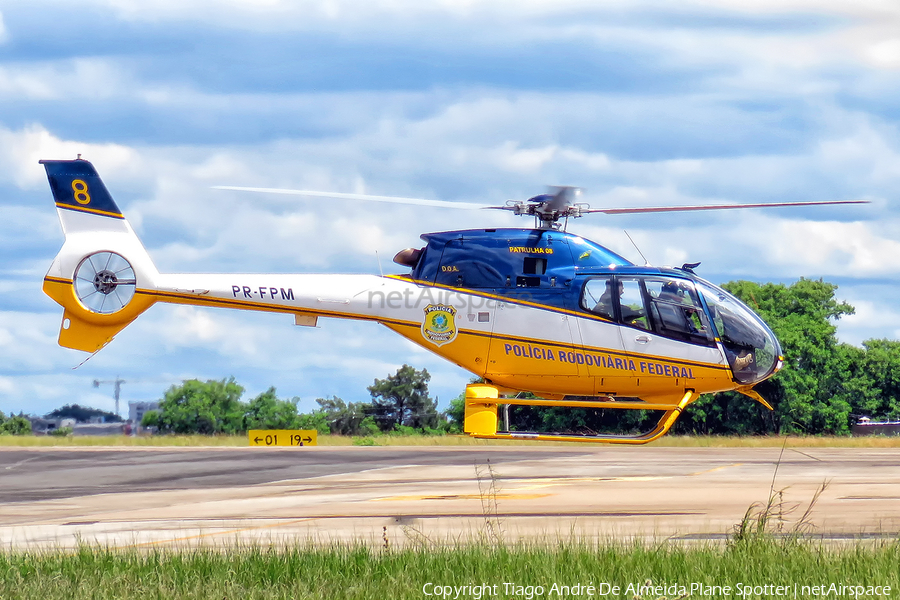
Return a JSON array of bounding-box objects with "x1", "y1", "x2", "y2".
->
[{"x1": 40, "y1": 158, "x2": 159, "y2": 353}]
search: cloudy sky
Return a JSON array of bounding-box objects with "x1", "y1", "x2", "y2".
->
[{"x1": 2, "y1": 0, "x2": 899, "y2": 418}]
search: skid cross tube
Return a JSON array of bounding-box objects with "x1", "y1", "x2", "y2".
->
[{"x1": 463, "y1": 384, "x2": 698, "y2": 445}]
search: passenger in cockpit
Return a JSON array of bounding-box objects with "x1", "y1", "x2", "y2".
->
[
  {"x1": 595, "y1": 280, "x2": 623, "y2": 316},
  {"x1": 655, "y1": 281, "x2": 699, "y2": 334}
]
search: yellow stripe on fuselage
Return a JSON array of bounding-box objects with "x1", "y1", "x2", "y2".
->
[
  {"x1": 46, "y1": 274, "x2": 732, "y2": 399},
  {"x1": 46, "y1": 274, "x2": 729, "y2": 372}
]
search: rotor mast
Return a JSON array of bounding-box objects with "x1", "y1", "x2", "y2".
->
[{"x1": 494, "y1": 186, "x2": 586, "y2": 230}]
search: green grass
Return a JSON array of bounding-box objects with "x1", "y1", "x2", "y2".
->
[
  {"x1": 0, "y1": 540, "x2": 897, "y2": 599},
  {"x1": 2, "y1": 433, "x2": 900, "y2": 448}
]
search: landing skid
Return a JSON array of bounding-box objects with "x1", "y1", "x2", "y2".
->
[{"x1": 463, "y1": 384, "x2": 698, "y2": 445}]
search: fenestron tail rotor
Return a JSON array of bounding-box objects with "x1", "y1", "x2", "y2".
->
[{"x1": 73, "y1": 251, "x2": 137, "y2": 314}]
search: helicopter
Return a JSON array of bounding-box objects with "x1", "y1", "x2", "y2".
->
[{"x1": 40, "y1": 158, "x2": 867, "y2": 444}]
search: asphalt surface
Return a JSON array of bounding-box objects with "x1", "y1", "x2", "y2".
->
[
  {"x1": 0, "y1": 445, "x2": 897, "y2": 548},
  {"x1": 0, "y1": 447, "x2": 587, "y2": 502}
]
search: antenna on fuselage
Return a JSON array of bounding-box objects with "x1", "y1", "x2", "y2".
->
[
  {"x1": 624, "y1": 230, "x2": 651, "y2": 266},
  {"x1": 375, "y1": 250, "x2": 384, "y2": 278}
]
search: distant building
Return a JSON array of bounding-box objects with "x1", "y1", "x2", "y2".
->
[
  {"x1": 129, "y1": 401, "x2": 159, "y2": 433},
  {"x1": 28, "y1": 417, "x2": 76, "y2": 435},
  {"x1": 72, "y1": 422, "x2": 127, "y2": 436},
  {"x1": 852, "y1": 417, "x2": 900, "y2": 436}
]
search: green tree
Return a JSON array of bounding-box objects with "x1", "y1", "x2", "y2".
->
[
  {"x1": 680, "y1": 278, "x2": 855, "y2": 435},
  {"x1": 46, "y1": 404, "x2": 122, "y2": 423},
  {"x1": 508, "y1": 402, "x2": 652, "y2": 436},
  {"x1": 156, "y1": 378, "x2": 245, "y2": 434},
  {"x1": 368, "y1": 365, "x2": 440, "y2": 431},
  {"x1": 243, "y1": 387, "x2": 301, "y2": 430},
  {"x1": 296, "y1": 410, "x2": 332, "y2": 435},
  {"x1": 834, "y1": 339, "x2": 900, "y2": 421},
  {"x1": 445, "y1": 393, "x2": 465, "y2": 433},
  {"x1": 0, "y1": 414, "x2": 32, "y2": 435},
  {"x1": 141, "y1": 410, "x2": 160, "y2": 429},
  {"x1": 316, "y1": 396, "x2": 374, "y2": 435}
]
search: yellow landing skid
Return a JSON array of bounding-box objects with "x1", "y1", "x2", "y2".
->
[{"x1": 464, "y1": 384, "x2": 698, "y2": 445}]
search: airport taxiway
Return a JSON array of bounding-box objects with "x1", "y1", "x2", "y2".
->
[{"x1": 0, "y1": 445, "x2": 897, "y2": 548}]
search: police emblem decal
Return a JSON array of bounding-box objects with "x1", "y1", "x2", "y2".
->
[{"x1": 421, "y1": 304, "x2": 458, "y2": 347}]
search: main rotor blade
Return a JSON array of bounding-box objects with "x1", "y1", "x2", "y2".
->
[
  {"x1": 212, "y1": 186, "x2": 488, "y2": 210},
  {"x1": 587, "y1": 199, "x2": 870, "y2": 215}
]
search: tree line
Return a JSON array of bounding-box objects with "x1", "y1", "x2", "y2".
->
[
  {"x1": 141, "y1": 364, "x2": 449, "y2": 436},
  {"x1": 0, "y1": 412, "x2": 31, "y2": 435},
  {"x1": 508, "y1": 278, "x2": 900, "y2": 436},
  {"x1": 140, "y1": 278, "x2": 900, "y2": 437}
]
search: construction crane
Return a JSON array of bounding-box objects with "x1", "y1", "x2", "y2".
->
[{"x1": 93, "y1": 377, "x2": 125, "y2": 417}]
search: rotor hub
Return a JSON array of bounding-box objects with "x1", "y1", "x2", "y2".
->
[
  {"x1": 92, "y1": 270, "x2": 120, "y2": 295},
  {"x1": 73, "y1": 251, "x2": 137, "y2": 314}
]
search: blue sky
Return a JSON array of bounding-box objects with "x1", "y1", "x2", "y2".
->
[{"x1": 1, "y1": 0, "x2": 899, "y2": 417}]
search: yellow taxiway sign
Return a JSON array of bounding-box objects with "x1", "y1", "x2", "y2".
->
[{"x1": 248, "y1": 430, "x2": 318, "y2": 447}]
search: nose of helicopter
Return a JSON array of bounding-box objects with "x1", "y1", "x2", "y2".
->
[{"x1": 695, "y1": 281, "x2": 783, "y2": 386}]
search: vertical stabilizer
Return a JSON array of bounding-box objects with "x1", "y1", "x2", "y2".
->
[{"x1": 41, "y1": 158, "x2": 159, "y2": 353}]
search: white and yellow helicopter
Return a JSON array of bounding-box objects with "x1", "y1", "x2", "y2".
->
[{"x1": 40, "y1": 158, "x2": 866, "y2": 444}]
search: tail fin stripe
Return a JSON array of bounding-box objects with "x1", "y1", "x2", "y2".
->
[{"x1": 54, "y1": 203, "x2": 125, "y2": 219}]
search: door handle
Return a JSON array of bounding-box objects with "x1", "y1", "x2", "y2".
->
[{"x1": 634, "y1": 335, "x2": 651, "y2": 344}]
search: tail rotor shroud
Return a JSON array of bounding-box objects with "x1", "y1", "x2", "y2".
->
[{"x1": 73, "y1": 251, "x2": 137, "y2": 314}]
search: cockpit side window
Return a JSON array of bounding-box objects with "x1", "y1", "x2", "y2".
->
[
  {"x1": 645, "y1": 279, "x2": 715, "y2": 346},
  {"x1": 581, "y1": 277, "x2": 650, "y2": 330},
  {"x1": 581, "y1": 277, "x2": 616, "y2": 320},
  {"x1": 618, "y1": 278, "x2": 650, "y2": 330}
]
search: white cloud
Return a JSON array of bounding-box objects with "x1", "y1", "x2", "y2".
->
[
  {"x1": 0, "y1": 125, "x2": 137, "y2": 189},
  {"x1": 0, "y1": 58, "x2": 139, "y2": 101},
  {"x1": 0, "y1": 311, "x2": 67, "y2": 372},
  {"x1": 769, "y1": 220, "x2": 900, "y2": 275},
  {"x1": 6, "y1": 0, "x2": 900, "y2": 417},
  {"x1": 835, "y1": 291, "x2": 900, "y2": 346},
  {"x1": 841, "y1": 298, "x2": 900, "y2": 330},
  {"x1": 864, "y1": 39, "x2": 900, "y2": 69},
  {"x1": 494, "y1": 142, "x2": 559, "y2": 174},
  {"x1": 87, "y1": 0, "x2": 518, "y2": 29}
]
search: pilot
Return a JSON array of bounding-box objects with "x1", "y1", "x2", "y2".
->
[
  {"x1": 593, "y1": 280, "x2": 622, "y2": 319},
  {"x1": 659, "y1": 281, "x2": 683, "y2": 303},
  {"x1": 657, "y1": 281, "x2": 704, "y2": 334}
]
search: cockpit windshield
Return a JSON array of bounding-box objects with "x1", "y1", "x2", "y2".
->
[{"x1": 695, "y1": 280, "x2": 782, "y2": 385}]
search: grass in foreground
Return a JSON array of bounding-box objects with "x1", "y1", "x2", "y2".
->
[
  {"x1": 2, "y1": 433, "x2": 900, "y2": 448},
  {"x1": 0, "y1": 540, "x2": 897, "y2": 599}
]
